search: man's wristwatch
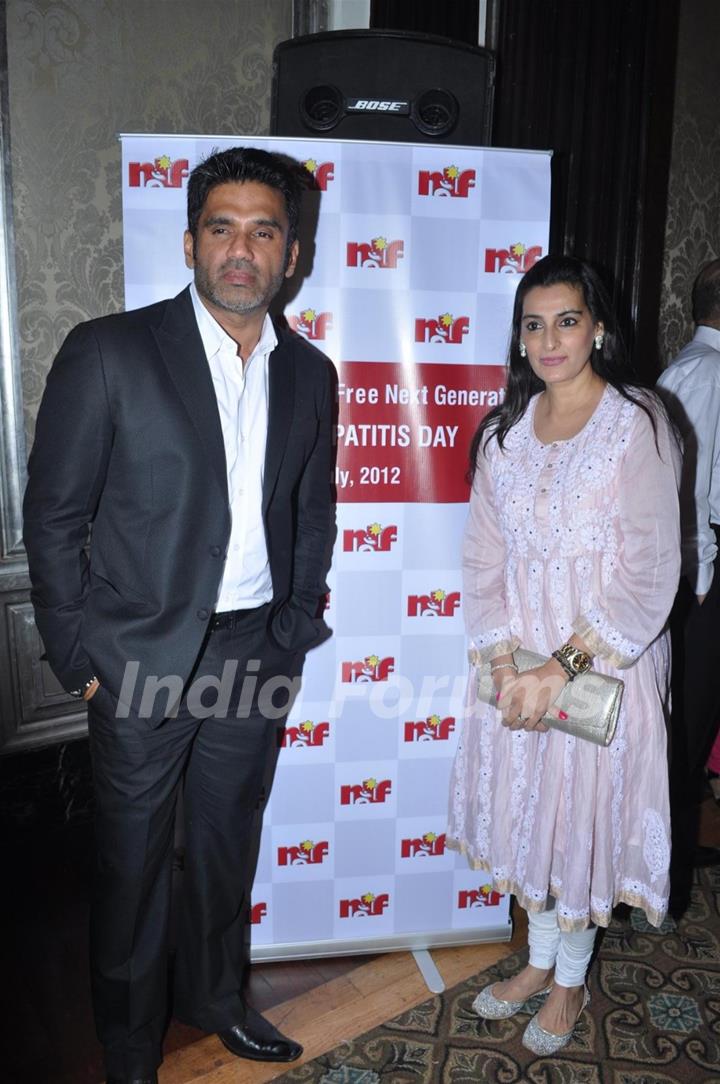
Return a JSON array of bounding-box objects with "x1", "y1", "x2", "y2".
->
[
  {"x1": 69, "y1": 676, "x2": 99, "y2": 699},
  {"x1": 551, "y1": 643, "x2": 592, "y2": 682}
]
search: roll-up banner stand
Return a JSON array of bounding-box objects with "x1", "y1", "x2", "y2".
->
[{"x1": 121, "y1": 135, "x2": 551, "y2": 961}]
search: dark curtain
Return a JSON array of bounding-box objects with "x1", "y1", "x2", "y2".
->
[
  {"x1": 370, "y1": 0, "x2": 479, "y2": 44},
  {"x1": 370, "y1": 0, "x2": 680, "y2": 380},
  {"x1": 489, "y1": 0, "x2": 679, "y2": 377}
]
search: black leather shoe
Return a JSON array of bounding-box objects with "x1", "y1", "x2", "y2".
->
[{"x1": 218, "y1": 1006, "x2": 303, "y2": 1063}]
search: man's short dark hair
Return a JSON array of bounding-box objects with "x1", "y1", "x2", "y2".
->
[
  {"x1": 692, "y1": 259, "x2": 720, "y2": 325},
  {"x1": 186, "y1": 146, "x2": 302, "y2": 250}
]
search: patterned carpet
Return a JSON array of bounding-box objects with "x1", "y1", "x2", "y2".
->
[{"x1": 277, "y1": 865, "x2": 720, "y2": 1083}]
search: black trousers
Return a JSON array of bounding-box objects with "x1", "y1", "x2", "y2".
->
[
  {"x1": 669, "y1": 540, "x2": 720, "y2": 916},
  {"x1": 87, "y1": 605, "x2": 299, "y2": 1079},
  {"x1": 670, "y1": 543, "x2": 720, "y2": 801}
]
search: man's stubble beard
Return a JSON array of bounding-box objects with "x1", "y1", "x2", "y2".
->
[{"x1": 194, "y1": 260, "x2": 287, "y2": 317}]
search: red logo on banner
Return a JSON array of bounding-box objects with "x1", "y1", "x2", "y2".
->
[
  {"x1": 128, "y1": 155, "x2": 189, "y2": 188},
  {"x1": 485, "y1": 243, "x2": 543, "y2": 274},
  {"x1": 341, "y1": 655, "x2": 395, "y2": 682},
  {"x1": 288, "y1": 308, "x2": 333, "y2": 341},
  {"x1": 407, "y1": 589, "x2": 461, "y2": 617},
  {"x1": 281, "y1": 720, "x2": 330, "y2": 748},
  {"x1": 342, "y1": 522, "x2": 398, "y2": 552},
  {"x1": 414, "y1": 312, "x2": 470, "y2": 344},
  {"x1": 417, "y1": 165, "x2": 476, "y2": 198},
  {"x1": 400, "y1": 831, "x2": 447, "y2": 858},
  {"x1": 340, "y1": 777, "x2": 392, "y2": 805},
  {"x1": 277, "y1": 839, "x2": 329, "y2": 866},
  {"x1": 251, "y1": 901, "x2": 267, "y2": 924},
  {"x1": 302, "y1": 158, "x2": 335, "y2": 191},
  {"x1": 346, "y1": 236, "x2": 405, "y2": 269},
  {"x1": 339, "y1": 892, "x2": 390, "y2": 918},
  {"x1": 458, "y1": 885, "x2": 505, "y2": 908},
  {"x1": 404, "y1": 714, "x2": 456, "y2": 742}
]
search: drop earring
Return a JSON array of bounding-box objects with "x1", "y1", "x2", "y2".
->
[
  {"x1": 519, "y1": 342, "x2": 527, "y2": 357},
  {"x1": 594, "y1": 333, "x2": 604, "y2": 351}
]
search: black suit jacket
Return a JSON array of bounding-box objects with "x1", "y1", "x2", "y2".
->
[{"x1": 23, "y1": 287, "x2": 335, "y2": 725}]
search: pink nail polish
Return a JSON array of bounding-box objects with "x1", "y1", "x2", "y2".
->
[
  {"x1": 495, "y1": 691, "x2": 500, "y2": 701},
  {"x1": 558, "y1": 710, "x2": 568, "y2": 720}
]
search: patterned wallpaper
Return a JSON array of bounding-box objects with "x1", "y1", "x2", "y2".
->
[
  {"x1": 659, "y1": 0, "x2": 720, "y2": 368},
  {"x1": 6, "y1": 0, "x2": 292, "y2": 442}
]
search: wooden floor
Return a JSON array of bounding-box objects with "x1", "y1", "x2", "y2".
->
[{"x1": 159, "y1": 926, "x2": 528, "y2": 1084}]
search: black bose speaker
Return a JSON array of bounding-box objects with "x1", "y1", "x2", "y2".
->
[{"x1": 271, "y1": 30, "x2": 495, "y2": 146}]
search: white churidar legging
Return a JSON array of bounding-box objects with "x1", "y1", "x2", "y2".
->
[{"x1": 527, "y1": 902, "x2": 597, "y2": 987}]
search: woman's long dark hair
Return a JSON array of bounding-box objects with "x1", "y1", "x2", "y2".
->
[{"x1": 469, "y1": 255, "x2": 658, "y2": 477}]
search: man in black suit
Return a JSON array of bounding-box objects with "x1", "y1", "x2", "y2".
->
[{"x1": 23, "y1": 147, "x2": 335, "y2": 1084}]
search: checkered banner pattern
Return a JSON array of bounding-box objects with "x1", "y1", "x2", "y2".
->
[{"x1": 121, "y1": 135, "x2": 551, "y2": 959}]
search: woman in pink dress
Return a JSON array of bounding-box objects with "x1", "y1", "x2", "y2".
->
[{"x1": 448, "y1": 255, "x2": 681, "y2": 1055}]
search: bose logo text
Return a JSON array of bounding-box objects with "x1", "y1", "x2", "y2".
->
[{"x1": 347, "y1": 99, "x2": 409, "y2": 113}]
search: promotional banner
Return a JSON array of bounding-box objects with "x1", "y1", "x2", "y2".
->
[{"x1": 121, "y1": 135, "x2": 551, "y2": 959}]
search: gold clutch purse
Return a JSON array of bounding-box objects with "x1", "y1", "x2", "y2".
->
[{"x1": 471, "y1": 648, "x2": 624, "y2": 747}]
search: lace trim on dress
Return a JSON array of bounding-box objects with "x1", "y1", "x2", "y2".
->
[
  {"x1": 468, "y1": 628, "x2": 521, "y2": 663},
  {"x1": 451, "y1": 728, "x2": 468, "y2": 841},
  {"x1": 562, "y1": 732, "x2": 576, "y2": 863},
  {"x1": 609, "y1": 711, "x2": 627, "y2": 868},
  {"x1": 642, "y1": 808, "x2": 671, "y2": 878},
  {"x1": 601, "y1": 500, "x2": 620, "y2": 587},
  {"x1": 616, "y1": 878, "x2": 667, "y2": 927},
  {"x1": 515, "y1": 731, "x2": 547, "y2": 885},
  {"x1": 573, "y1": 608, "x2": 644, "y2": 668},
  {"x1": 474, "y1": 705, "x2": 494, "y2": 856},
  {"x1": 554, "y1": 888, "x2": 597, "y2": 926},
  {"x1": 444, "y1": 838, "x2": 669, "y2": 931},
  {"x1": 511, "y1": 726, "x2": 528, "y2": 856}
]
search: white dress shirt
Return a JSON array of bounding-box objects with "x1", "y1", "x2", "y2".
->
[
  {"x1": 190, "y1": 283, "x2": 276, "y2": 611},
  {"x1": 657, "y1": 324, "x2": 720, "y2": 594}
]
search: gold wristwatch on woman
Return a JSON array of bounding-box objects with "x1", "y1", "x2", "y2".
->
[{"x1": 551, "y1": 642, "x2": 592, "y2": 682}]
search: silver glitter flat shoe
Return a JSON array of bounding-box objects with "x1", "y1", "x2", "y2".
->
[
  {"x1": 472, "y1": 981, "x2": 553, "y2": 1020},
  {"x1": 522, "y1": 985, "x2": 590, "y2": 1054}
]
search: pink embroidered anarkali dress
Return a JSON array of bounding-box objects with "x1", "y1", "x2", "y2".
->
[{"x1": 448, "y1": 386, "x2": 681, "y2": 931}]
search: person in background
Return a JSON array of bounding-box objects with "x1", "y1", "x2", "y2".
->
[
  {"x1": 23, "y1": 147, "x2": 334, "y2": 1084},
  {"x1": 448, "y1": 255, "x2": 681, "y2": 1055},
  {"x1": 707, "y1": 727, "x2": 720, "y2": 807},
  {"x1": 657, "y1": 257, "x2": 720, "y2": 869}
]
